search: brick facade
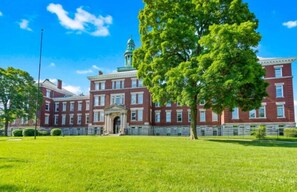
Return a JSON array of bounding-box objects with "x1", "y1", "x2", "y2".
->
[{"x1": 8, "y1": 41, "x2": 296, "y2": 136}]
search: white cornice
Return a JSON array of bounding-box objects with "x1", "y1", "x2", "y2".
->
[
  {"x1": 88, "y1": 70, "x2": 137, "y2": 81},
  {"x1": 259, "y1": 57, "x2": 297, "y2": 66},
  {"x1": 53, "y1": 95, "x2": 90, "y2": 102}
]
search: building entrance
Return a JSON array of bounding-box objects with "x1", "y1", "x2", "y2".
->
[{"x1": 113, "y1": 116, "x2": 121, "y2": 134}]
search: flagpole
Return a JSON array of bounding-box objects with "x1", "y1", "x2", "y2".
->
[{"x1": 34, "y1": 29, "x2": 44, "y2": 140}]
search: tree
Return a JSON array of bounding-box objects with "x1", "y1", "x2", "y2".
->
[
  {"x1": 133, "y1": 0, "x2": 268, "y2": 139},
  {"x1": 0, "y1": 67, "x2": 43, "y2": 136}
]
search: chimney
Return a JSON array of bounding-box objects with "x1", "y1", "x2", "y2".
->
[
  {"x1": 98, "y1": 70, "x2": 103, "y2": 75},
  {"x1": 57, "y1": 79, "x2": 62, "y2": 89}
]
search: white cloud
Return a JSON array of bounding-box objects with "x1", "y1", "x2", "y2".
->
[
  {"x1": 49, "y1": 62, "x2": 56, "y2": 67},
  {"x1": 76, "y1": 69, "x2": 93, "y2": 74},
  {"x1": 47, "y1": 3, "x2": 112, "y2": 36},
  {"x1": 0, "y1": 11, "x2": 3, "y2": 16},
  {"x1": 19, "y1": 19, "x2": 32, "y2": 31},
  {"x1": 63, "y1": 85, "x2": 82, "y2": 95},
  {"x1": 282, "y1": 20, "x2": 297, "y2": 29},
  {"x1": 92, "y1": 65, "x2": 102, "y2": 70}
]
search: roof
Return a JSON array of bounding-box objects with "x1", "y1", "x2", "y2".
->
[
  {"x1": 88, "y1": 70, "x2": 137, "y2": 81},
  {"x1": 41, "y1": 79, "x2": 75, "y2": 96}
]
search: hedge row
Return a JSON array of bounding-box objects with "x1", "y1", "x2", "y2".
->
[
  {"x1": 284, "y1": 128, "x2": 297, "y2": 137},
  {"x1": 11, "y1": 128, "x2": 63, "y2": 137}
]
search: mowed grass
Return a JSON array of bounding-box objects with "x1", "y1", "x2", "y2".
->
[{"x1": 1, "y1": 136, "x2": 297, "y2": 192}]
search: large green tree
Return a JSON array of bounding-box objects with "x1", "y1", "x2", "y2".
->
[
  {"x1": 133, "y1": 0, "x2": 268, "y2": 139},
  {"x1": 0, "y1": 67, "x2": 43, "y2": 136}
]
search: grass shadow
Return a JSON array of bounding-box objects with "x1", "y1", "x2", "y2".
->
[
  {"x1": 0, "y1": 184, "x2": 21, "y2": 192},
  {"x1": 206, "y1": 139, "x2": 297, "y2": 148}
]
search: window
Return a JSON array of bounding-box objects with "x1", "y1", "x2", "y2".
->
[
  {"x1": 258, "y1": 105, "x2": 266, "y2": 118},
  {"x1": 176, "y1": 102, "x2": 181, "y2": 107},
  {"x1": 275, "y1": 66, "x2": 282, "y2": 78},
  {"x1": 62, "y1": 102, "x2": 67, "y2": 111},
  {"x1": 177, "y1": 111, "x2": 182, "y2": 122},
  {"x1": 138, "y1": 110, "x2": 143, "y2": 121},
  {"x1": 111, "y1": 94, "x2": 124, "y2": 105},
  {"x1": 131, "y1": 94, "x2": 136, "y2": 104},
  {"x1": 21, "y1": 117, "x2": 28, "y2": 124},
  {"x1": 277, "y1": 104, "x2": 285, "y2": 118},
  {"x1": 93, "y1": 112, "x2": 99, "y2": 122},
  {"x1": 62, "y1": 115, "x2": 66, "y2": 125},
  {"x1": 55, "y1": 102, "x2": 59, "y2": 112},
  {"x1": 95, "y1": 81, "x2": 105, "y2": 90},
  {"x1": 249, "y1": 109, "x2": 256, "y2": 119},
  {"x1": 45, "y1": 101, "x2": 50, "y2": 111},
  {"x1": 138, "y1": 79, "x2": 143, "y2": 87},
  {"x1": 155, "y1": 102, "x2": 160, "y2": 107},
  {"x1": 188, "y1": 111, "x2": 191, "y2": 122},
  {"x1": 69, "y1": 115, "x2": 74, "y2": 125},
  {"x1": 85, "y1": 114, "x2": 89, "y2": 124},
  {"x1": 99, "y1": 95, "x2": 105, "y2": 106},
  {"x1": 232, "y1": 108, "x2": 239, "y2": 119},
  {"x1": 212, "y1": 112, "x2": 218, "y2": 122},
  {"x1": 166, "y1": 102, "x2": 171, "y2": 107},
  {"x1": 45, "y1": 115, "x2": 49, "y2": 124},
  {"x1": 155, "y1": 112, "x2": 160, "y2": 123},
  {"x1": 200, "y1": 110, "x2": 206, "y2": 122},
  {"x1": 132, "y1": 79, "x2": 137, "y2": 88},
  {"x1": 77, "y1": 114, "x2": 82, "y2": 125},
  {"x1": 54, "y1": 115, "x2": 58, "y2": 125},
  {"x1": 113, "y1": 80, "x2": 124, "y2": 89},
  {"x1": 46, "y1": 89, "x2": 51, "y2": 98},
  {"x1": 86, "y1": 101, "x2": 90, "y2": 110},
  {"x1": 131, "y1": 79, "x2": 142, "y2": 88},
  {"x1": 138, "y1": 94, "x2": 143, "y2": 104},
  {"x1": 166, "y1": 111, "x2": 171, "y2": 122},
  {"x1": 131, "y1": 110, "x2": 136, "y2": 121},
  {"x1": 131, "y1": 93, "x2": 143, "y2": 104},
  {"x1": 276, "y1": 84, "x2": 284, "y2": 98},
  {"x1": 70, "y1": 102, "x2": 74, "y2": 111},
  {"x1": 94, "y1": 95, "x2": 105, "y2": 106},
  {"x1": 94, "y1": 96, "x2": 99, "y2": 106},
  {"x1": 78, "y1": 102, "x2": 82, "y2": 111},
  {"x1": 99, "y1": 111, "x2": 104, "y2": 122}
]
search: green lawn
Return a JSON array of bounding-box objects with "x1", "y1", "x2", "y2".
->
[{"x1": 1, "y1": 136, "x2": 297, "y2": 192}]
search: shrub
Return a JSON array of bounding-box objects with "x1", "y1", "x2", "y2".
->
[
  {"x1": 12, "y1": 129, "x2": 23, "y2": 137},
  {"x1": 51, "y1": 128, "x2": 62, "y2": 136},
  {"x1": 38, "y1": 130, "x2": 49, "y2": 136},
  {"x1": 284, "y1": 128, "x2": 297, "y2": 137},
  {"x1": 253, "y1": 125, "x2": 266, "y2": 139},
  {"x1": 23, "y1": 128, "x2": 37, "y2": 137}
]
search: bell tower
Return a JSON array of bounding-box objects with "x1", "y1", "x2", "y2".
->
[{"x1": 117, "y1": 37, "x2": 136, "y2": 72}]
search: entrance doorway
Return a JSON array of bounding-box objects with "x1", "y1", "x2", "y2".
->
[{"x1": 113, "y1": 116, "x2": 121, "y2": 134}]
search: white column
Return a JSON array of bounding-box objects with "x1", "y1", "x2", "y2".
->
[
  {"x1": 109, "y1": 115, "x2": 112, "y2": 133},
  {"x1": 104, "y1": 114, "x2": 107, "y2": 133},
  {"x1": 120, "y1": 113, "x2": 123, "y2": 133}
]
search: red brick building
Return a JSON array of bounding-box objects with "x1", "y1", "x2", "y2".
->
[{"x1": 8, "y1": 39, "x2": 296, "y2": 136}]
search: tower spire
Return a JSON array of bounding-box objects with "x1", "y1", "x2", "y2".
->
[{"x1": 117, "y1": 37, "x2": 136, "y2": 72}]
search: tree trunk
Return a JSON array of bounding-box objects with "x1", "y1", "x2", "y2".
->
[
  {"x1": 190, "y1": 103, "x2": 198, "y2": 140},
  {"x1": 4, "y1": 119, "x2": 8, "y2": 136}
]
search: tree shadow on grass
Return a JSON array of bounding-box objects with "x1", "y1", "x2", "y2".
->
[
  {"x1": 0, "y1": 184, "x2": 21, "y2": 192},
  {"x1": 206, "y1": 139, "x2": 297, "y2": 148},
  {"x1": 0, "y1": 184, "x2": 44, "y2": 192},
  {"x1": 0, "y1": 157, "x2": 28, "y2": 170}
]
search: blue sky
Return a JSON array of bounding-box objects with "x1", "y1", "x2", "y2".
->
[{"x1": 0, "y1": 0, "x2": 296, "y2": 97}]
